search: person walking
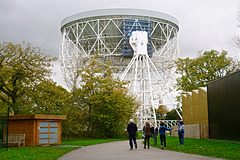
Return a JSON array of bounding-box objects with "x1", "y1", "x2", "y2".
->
[
  {"x1": 154, "y1": 127, "x2": 158, "y2": 145},
  {"x1": 143, "y1": 121, "x2": 152, "y2": 149},
  {"x1": 159, "y1": 122, "x2": 172, "y2": 150},
  {"x1": 127, "y1": 119, "x2": 138, "y2": 150},
  {"x1": 176, "y1": 117, "x2": 184, "y2": 146},
  {"x1": 150, "y1": 126, "x2": 154, "y2": 138}
]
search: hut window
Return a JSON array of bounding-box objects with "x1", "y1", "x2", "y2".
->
[
  {"x1": 49, "y1": 139, "x2": 58, "y2": 143},
  {"x1": 39, "y1": 139, "x2": 48, "y2": 144},
  {"x1": 38, "y1": 121, "x2": 59, "y2": 144}
]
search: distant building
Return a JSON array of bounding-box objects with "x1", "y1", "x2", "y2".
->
[{"x1": 207, "y1": 70, "x2": 240, "y2": 141}]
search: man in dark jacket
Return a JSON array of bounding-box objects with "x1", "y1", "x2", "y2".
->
[{"x1": 127, "y1": 119, "x2": 137, "y2": 150}]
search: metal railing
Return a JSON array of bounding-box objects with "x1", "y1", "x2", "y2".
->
[
  {"x1": 138, "y1": 120, "x2": 178, "y2": 131},
  {"x1": 156, "y1": 120, "x2": 178, "y2": 128}
]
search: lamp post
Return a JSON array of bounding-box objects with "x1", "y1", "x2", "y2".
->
[{"x1": 6, "y1": 106, "x2": 9, "y2": 151}]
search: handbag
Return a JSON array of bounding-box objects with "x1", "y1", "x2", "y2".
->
[
  {"x1": 142, "y1": 133, "x2": 146, "y2": 139},
  {"x1": 142, "y1": 125, "x2": 146, "y2": 138}
]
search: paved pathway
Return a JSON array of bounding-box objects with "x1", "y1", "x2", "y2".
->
[{"x1": 58, "y1": 140, "x2": 224, "y2": 160}]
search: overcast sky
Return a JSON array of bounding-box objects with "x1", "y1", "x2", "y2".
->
[{"x1": 1, "y1": 0, "x2": 240, "y2": 88}]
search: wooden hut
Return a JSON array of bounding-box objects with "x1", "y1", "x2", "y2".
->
[{"x1": 7, "y1": 114, "x2": 66, "y2": 146}]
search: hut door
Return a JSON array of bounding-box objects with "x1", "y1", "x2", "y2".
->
[{"x1": 38, "y1": 121, "x2": 58, "y2": 145}]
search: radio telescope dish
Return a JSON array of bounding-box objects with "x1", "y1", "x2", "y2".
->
[{"x1": 60, "y1": 8, "x2": 181, "y2": 127}]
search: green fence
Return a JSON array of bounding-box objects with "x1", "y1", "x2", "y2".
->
[{"x1": 0, "y1": 107, "x2": 9, "y2": 151}]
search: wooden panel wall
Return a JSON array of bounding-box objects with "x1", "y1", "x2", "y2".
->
[{"x1": 8, "y1": 120, "x2": 34, "y2": 146}]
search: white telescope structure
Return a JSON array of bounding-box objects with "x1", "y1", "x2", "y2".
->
[{"x1": 60, "y1": 9, "x2": 181, "y2": 127}]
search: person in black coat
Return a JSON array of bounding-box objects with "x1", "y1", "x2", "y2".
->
[{"x1": 127, "y1": 119, "x2": 138, "y2": 150}]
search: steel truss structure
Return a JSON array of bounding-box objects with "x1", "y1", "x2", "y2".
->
[{"x1": 60, "y1": 9, "x2": 181, "y2": 128}]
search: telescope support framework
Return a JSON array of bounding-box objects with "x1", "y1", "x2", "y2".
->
[{"x1": 60, "y1": 10, "x2": 182, "y2": 128}]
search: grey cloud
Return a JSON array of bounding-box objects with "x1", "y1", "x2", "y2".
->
[
  {"x1": 0, "y1": 0, "x2": 239, "y2": 87},
  {"x1": 0, "y1": 0, "x2": 239, "y2": 58}
]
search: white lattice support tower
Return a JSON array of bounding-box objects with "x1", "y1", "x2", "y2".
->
[
  {"x1": 60, "y1": 9, "x2": 181, "y2": 128},
  {"x1": 120, "y1": 31, "x2": 158, "y2": 127}
]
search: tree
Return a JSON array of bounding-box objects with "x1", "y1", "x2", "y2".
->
[
  {"x1": 156, "y1": 105, "x2": 168, "y2": 120},
  {"x1": 0, "y1": 41, "x2": 56, "y2": 114},
  {"x1": 0, "y1": 99, "x2": 8, "y2": 114},
  {"x1": 12, "y1": 80, "x2": 71, "y2": 115},
  {"x1": 26, "y1": 80, "x2": 70, "y2": 115},
  {"x1": 175, "y1": 50, "x2": 240, "y2": 95},
  {"x1": 66, "y1": 54, "x2": 138, "y2": 138},
  {"x1": 165, "y1": 109, "x2": 180, "y2": 120}
]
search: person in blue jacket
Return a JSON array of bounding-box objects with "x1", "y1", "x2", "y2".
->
[{"x1": 159, "y1": 122, "x2": 172, "y2": 149}]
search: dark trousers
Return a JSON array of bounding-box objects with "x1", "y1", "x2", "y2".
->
[
  {"x1": 129, "y1": 133, "x2": 137, "y2": 149},
  {"x1": 154, "y1": 131, "x2": 158, "y2": 145},
  {"x1": 144, "y1": 136, "x2": 150, "y2": 149},
  {"x1": 160, "y1": 134, "x2": 166, "y2": 147},
  {"x1": 178, "y1": 130, "x2": 184, "y2": 145}
]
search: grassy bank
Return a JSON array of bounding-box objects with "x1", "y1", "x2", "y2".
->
[
  {"x1": 0, "y1": 138, "x2": 127, "y2": 160},
  {"x1": 146, "y1": 135, "x2": 240, "y2": 160}
]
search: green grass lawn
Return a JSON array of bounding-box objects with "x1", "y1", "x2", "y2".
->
[
  {"x1": 147, "y1": 135, "x2": 240, "y2": 160},
  {"x1": 0, "y1": 138, "x2": 128, "y2": 160},
  {"x1": 0, "y1": 146, "x2": 78, "y2": 160}
]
